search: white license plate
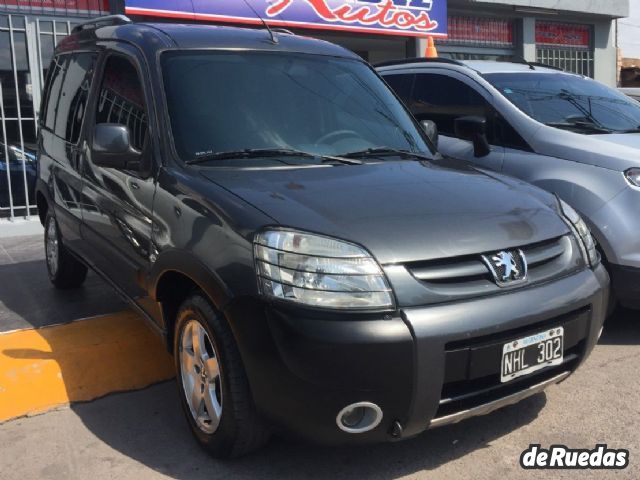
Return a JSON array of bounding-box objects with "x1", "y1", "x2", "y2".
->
[{"x1": 501, "y1": 327, "x2": 564, "y2": 383}]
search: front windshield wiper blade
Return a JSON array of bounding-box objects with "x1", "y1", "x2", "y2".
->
[
  {"x1": 186, "y1": 148, "x2": 362, "y2": 166},
  {"x1": 341, "y1": 147, "x2": 431, "y2": 161},
  {"x1": 545, "y1": 122, "x2": 613, "y2": 134}
]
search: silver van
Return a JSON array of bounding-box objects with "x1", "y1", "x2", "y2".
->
[{"x1": 379, "y1": 59, "x2": 640, "y2": 309}]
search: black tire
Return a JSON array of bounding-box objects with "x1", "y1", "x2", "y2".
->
[
  {"x1": 174, "y1": 292, "x2": 270, "y2": 458},
  {"x1": 44, "y1": 211, "x2": 88, "y2": 289}
]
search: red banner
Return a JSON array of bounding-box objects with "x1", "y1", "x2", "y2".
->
[
  {"x1": 1, "y1": 0, "x2": 109, "y2": 14},
  {"x1": 536, "y1": 22, "x2": 590, "y2": 49},
  {"x1": 444, "y1": 16, "x2": 514, "y2": 47}
]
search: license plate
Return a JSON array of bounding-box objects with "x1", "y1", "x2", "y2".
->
[{"x1": 501, "y1": 327, "x2": 564, "y2": 383}]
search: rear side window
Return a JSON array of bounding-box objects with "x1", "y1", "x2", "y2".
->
[
  {"x1": 42, "y1": 56, "x2": 66, "y2": 132},
  {"x1": 411, "y1": 74, "x2": 490, "y2": 136},
  {"x1": 95, "y1": 56, "x2": 148, "y2": 151},
  {"x1": 41, "y1": 53, "x2": 97, "y2": 144},
  {"x1": 384, "y1": 74, "x2": 415, "y2": 104}
]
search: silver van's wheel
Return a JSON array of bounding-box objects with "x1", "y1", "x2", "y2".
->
[
  {"x1": 44, "y1": 211, "x2": 88, "y2": 289},
  {"x1": 174, "y1": 293, "x2": 270, "y2": 458},
  {"x1": 179, "y1": 319, "x2": 223, "y2": 434}
]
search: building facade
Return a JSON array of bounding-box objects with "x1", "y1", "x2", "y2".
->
[{"x1": 0, "y1": 0, "x2": 630, "y2": 218}]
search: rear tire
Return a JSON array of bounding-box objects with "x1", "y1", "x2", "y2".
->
[
  {"x1": 44, "y1": 211, "x2": 87, "y2": 289},
  {"x1": 174, "y1": 292, "x2": 270, "y2": 458}
]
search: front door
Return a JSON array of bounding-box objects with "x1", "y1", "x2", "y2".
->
[
  {"x1": 409, "y1": 72, "x2": 505, "y2": 172},
  {"x1": 80, "y1": 51, "x2": 157, "y2": 302}
]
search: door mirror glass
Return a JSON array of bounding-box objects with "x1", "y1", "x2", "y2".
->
[
  {"x1": 92, "y1": 123, "x2": 141, "y2": 170},
  {"x1": 420, "y1": 120, "x2": 439, "y2": 148},
  {"x1": 454, "y1": 116, "x2": 491, "y2": 158}
]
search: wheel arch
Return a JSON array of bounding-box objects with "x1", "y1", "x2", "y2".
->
[
  {"x1": 149, "y1": 250, "x2": 234, "y2": 352},
  {"x1": 35, "y1": 179, "x2": 51, "y2": 226}
]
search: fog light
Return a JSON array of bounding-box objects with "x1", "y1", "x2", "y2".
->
[{"x1": 336, "y1": 402, "x2": 383, "y2": 433}]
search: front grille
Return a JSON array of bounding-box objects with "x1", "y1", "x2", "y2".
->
[
  {"x1": 405, "y1": 235, "x2": 577, "y2": 301},
  {"x1": 433, "y1": 307, "x2": 590, "y2": 419}
]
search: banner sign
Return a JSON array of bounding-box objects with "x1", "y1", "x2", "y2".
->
[
  {"x1": 446, "y1": 16, "x2": 513, "y2": 48},
  {"x1": 536, "y1": 22, "x2": 590, "y2": 49},
  {"x1": 125, "y1": 0, "x2": 448, "y2": 38},
  {"x1": 2, "y1": 0, "x2": 109, "y2": 14}
]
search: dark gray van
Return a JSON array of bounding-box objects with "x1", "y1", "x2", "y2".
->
[{"x1": 36, "y1": 16, "x2": 609, "y2": 458}]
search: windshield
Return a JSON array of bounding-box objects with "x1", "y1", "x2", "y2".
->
[
  {"x1": 161, "y1": 51, "x2": 433, "y2": 162},
  {"x1": 484, "y1": 72, "x2": 640, "y2": 133}
]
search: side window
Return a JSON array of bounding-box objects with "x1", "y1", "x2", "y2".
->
[
  {"x1": 493, "y1": 114, "x2": 531, "y2": 151},
  {"x1": 42, "y1": 55, "x2": 67, "y2": 132},
  {"x1": 384, "y1": 74, "x2": 415, "y2": 104},
  {"x1": 95, "y1": 56, "x2": 148, "y2": 151},
  {"x1": 410, "y1": 74, "x2": 491, "y2": 138},
  {"x1": 54, "y1": 53, "x2": 97, "y2": 144}
]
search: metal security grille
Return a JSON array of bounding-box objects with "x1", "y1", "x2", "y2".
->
[
  {"x1": 0, "y1": 12, "x2": 84, "y2": 220},
  {"x1": 0, "y1": 14, "x2": 37, "y2": 219},
  {"x1": 536, "y1": 48, "x2": 594, "y2": 78}
]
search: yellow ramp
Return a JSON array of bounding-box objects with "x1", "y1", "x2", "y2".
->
[{"x1": 0, "y1": 311, "x2": 175, "y2": 422}]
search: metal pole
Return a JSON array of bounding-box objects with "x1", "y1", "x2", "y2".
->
[
  {"x1": 0, "y1": 81, "x2": 15, "y2": 221},
  {"x1": 9, "y1": 14, "x2": 31, "y2": 219}
]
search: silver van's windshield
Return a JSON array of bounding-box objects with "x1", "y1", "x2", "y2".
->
[
  {"x1": 161, "y1": 51, "x2": 433, "y2": 162},
  {"x1": 485, "y1": 72, "x2": 640, "y2": 134}
]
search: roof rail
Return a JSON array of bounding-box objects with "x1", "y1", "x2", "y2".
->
[
  {"x1": 374, "y1": 57, "x2": 468, "y2": 69},
  {"x1": 71, "y1": 15, "x2": 132, "y2": 34},
  {"x1": 529, "y1": 62, "x2": 565, "y2": 72},
  {"x1": 271, "y1": 27, "x2": 294, "y2": 35}
]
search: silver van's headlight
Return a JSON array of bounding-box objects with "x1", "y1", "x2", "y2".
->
[
  {"x1": 624, "y1": 168, "x2": 640, "y2": 187},
  {"x1": 558, "y1": 199, "x2": 600, "y2": 267},
  {"x1": 254, "y1": 230, "x2": 393, "y2": 310}
]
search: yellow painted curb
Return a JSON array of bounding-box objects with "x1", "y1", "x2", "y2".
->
[{"x1": 0, "y1": 311, "x2": 175, "y2": 422}]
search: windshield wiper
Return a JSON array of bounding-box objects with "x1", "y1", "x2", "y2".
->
[
  {"x1": 186, "y1": 148, "x2": 362, "y2": 166},
  {"x1": 186, "y1": 148, "x2": 318, "y2": 164},
  {"x1": 341, "y1": 147, "x2": 431, "y2": 161},
  {"x1": 545, "y1": 122, "x2": 613, "y2": 134}
]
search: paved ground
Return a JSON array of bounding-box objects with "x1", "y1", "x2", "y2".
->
[
  {"x1": 0, "y1": 233, "x2": 639, "y2": 479},
  {"x1": 0, "y1": 233, "x2": 126, "y2": 332}
]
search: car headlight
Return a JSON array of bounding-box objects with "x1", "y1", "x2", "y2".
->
[
  {"x1": 557, "y1": 198, "x2": 600, "y2": 268},
  {"x1": 254, "y1": 230, "x2": 394, "y2": 310},
  {"x1": 624, "y1": 168, "x2": 640, "y2": 187}
]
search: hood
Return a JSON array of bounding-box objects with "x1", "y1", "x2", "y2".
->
[
  {"x1": 532, "y1": 127, "x2": 640, "y2": 171},
  {"x1": 590, "y1": 133, "x2": 640, "y2": 150},
  {"x1": 201, "y1": 160, "x2": 569, "y2": 264}
]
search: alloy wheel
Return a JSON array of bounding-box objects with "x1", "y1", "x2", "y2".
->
[{"x1": 179, "y1": 319, "x2": 223, "y2": 434}]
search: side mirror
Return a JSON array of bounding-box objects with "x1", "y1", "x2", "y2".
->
[
  {"x1": 420, "y1": 120, "x2": 439, "y2": 148},
  {"x1": 92, "y1": 124, "x2": 142, "y2": 170},
  {"x1": 454, "y1": 116, "x2": 491, "y2": 158}
]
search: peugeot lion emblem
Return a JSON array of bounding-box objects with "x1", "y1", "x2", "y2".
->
[{"x1": 482, "y1": 249, "x2": 528, "y2": 287}]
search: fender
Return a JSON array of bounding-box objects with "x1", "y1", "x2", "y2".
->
[
  {"x1": 147, "y1": 248, "x2": 234, "y2": 313},
  {"x1": 34, "y1": 178, "x2": 52, "y2": 224}
]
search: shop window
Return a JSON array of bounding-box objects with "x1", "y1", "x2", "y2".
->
[
  {"x1": 535, "y1": 22, "x2": 593, "y2": 78},
  {"x1": 95, "y1": 56, "x2": 148, "y2": 151},
  {"x1": 410, "y1": 74, "x2": 491, "y2": 138}
]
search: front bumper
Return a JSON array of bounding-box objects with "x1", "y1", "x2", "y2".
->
[{"x1": 225, "y1": 264, "x2": 609, "y2": 444}]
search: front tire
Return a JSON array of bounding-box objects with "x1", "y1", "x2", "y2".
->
[
  {"x1": 174, "y1": 293, "x2": 269, "y2": 458},
  {"x1": 44, "y1": 212, "x2": 87, "y2": 289}
]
